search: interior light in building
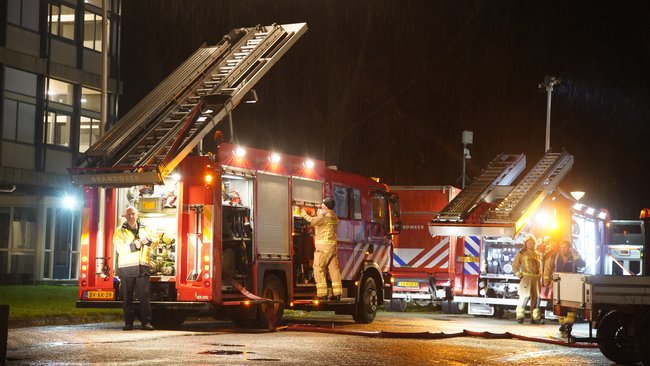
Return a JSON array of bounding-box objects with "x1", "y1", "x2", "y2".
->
[
  {"x1": 269, "y1": 153, "x2": 281, "y2": 163},
  {"x1": 80, "y1": 98, "x2": 87, "y2": 103},
  {"x1": 304, "y1": 159, "x2": 315, "y2": 169},
  {"x1": 235, "y1": 146, "x2": 246, "y2": 158},
  {"x1": 47, "y1": 90, "x2": 56, "y2": 96}
]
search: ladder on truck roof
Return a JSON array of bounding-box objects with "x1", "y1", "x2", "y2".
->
[
  {"x1": 434, "y1": 154, "x2": 526, "y2": 222},
  {"x1": 483, "y1": 150, "x2": 573, "y2": 233},
  {"x1": 70, "y1": 23, "x2": 308, "y2": 187}
]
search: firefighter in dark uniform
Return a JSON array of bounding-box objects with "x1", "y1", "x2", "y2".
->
[{"x1": 115, "y1": 206, "x2": 158, "y2": 330}]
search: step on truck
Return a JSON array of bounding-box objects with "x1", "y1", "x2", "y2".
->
[{"x1": 71, "y1": 23, "x2": 401, "y2": 327}]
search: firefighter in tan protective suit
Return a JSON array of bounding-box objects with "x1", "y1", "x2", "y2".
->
[
  {"x1": 543, "y1": 239, "x2": 585, "y2": 334},
  {"x1": 512, "y1": 237, "x2": 544, "y2": 324},
  {"x1": 300, "y1": 197, "x2": 342, "y2": 301}
]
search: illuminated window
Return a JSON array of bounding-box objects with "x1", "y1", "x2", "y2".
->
[
  {"x1": 81, "y1": 87, "x2": 101, "y2": 112},
  {"x1": 49, "y1": 2, "x2": 76, "y2": 41},
  {"x1": 84, "y1": 11, "x2": 109, "y2": 51},
  {"x1": 79, "y1": 115, "x2": 100, "y2": 152},
  {"x1": 47, "y1": 78, "x2": 74, "y2": 106},
  {"x1": 44, "y1": 111, "x2": 71, "y2": 147},
  {"x1": 85, "y1": 0, "x2": 111, "y2": 10},
  {"x1": 7, "y1": 0, "x2": 40, "y2": 31}
]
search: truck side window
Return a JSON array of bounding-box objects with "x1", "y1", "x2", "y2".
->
[
  {"x1": 333, "y1": 185, "x2": 349, "y2": 218},
  {"x1": 370, "y1": 193, "x2": 388, "y2": 229},
  {"x1": 352, "y1": 189, "x2": 361, "y2": 220}
]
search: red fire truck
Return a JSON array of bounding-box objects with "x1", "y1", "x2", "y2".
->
[
  {"x1": 70, "y1": 23, "x2": 400, "y2": 327},
  {"x1": 386, "y1": 186, "x2": 459, "y2": 311},
  {"x1": 429, "y1": 151, "x2": 609, "y2": 316}
]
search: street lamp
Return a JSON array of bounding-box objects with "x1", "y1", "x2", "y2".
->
[
  {"x1": 461, "y1": 130, "x2": 473, "y2": 189},
  {"x1": 539, "y1": 76, "x2": 561, "y2": 153}
]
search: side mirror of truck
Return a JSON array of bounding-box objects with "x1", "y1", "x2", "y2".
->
[{"x1": 390, "y1": 221, "x2": 402, "y2": 234}]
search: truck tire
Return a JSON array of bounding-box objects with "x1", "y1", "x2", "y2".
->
[
  {"x1": 257, "y1": 275, "x2": 285, "y2": 329},
  {"x1": 597, "y1": 310, "x2": 639, "y2": 365},
  {"x1": 387, "y1": 299, "x2": 407, "y2": 312},
  {"x1": 352, "y1": 276, "x2": 378, "y2": 323}
]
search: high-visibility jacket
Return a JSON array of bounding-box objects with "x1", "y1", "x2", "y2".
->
[
  {"x1": 512, "y1": 248, "x2": 541, "y2": 279},
  {"x1": 114, "y1": 221, "x2": 158, "y2": 271},
  {"x1": 300, "y1": 208, "x2": 339, "y2": 245}
]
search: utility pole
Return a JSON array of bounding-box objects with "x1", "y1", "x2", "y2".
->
[
  {"x1": 539, "y1": 76, "x2": 561, "y2": 153},
  {"x1": 461, "y1": 130, "x2": 473, "y2": 189}
]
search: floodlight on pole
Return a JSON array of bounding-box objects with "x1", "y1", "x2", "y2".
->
[
  {"x1": 539, "y1": 76, "x2": 561, "y2": 153},
  {"x1": 461, "y1": 130, "x2": 473, "y2": 189}
]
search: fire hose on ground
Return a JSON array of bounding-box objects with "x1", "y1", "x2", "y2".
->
[{"x1": 278, "y1": 323, "x2": 599, "y2": 348}]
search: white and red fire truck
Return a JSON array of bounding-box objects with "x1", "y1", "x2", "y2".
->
[
  {"x1": 70, "y1": 23, "x2": 400, "y2": 327},
  {"x1": 428, "y1": 151, "x2": 609, "y2": 316},
  {"x1": 386, "y1": 185, "x2": 460, "y2": 311}
]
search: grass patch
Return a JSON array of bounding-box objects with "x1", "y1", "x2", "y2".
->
[{"x1": 0, "y1": 285, "x2": 121, "y2": 320}]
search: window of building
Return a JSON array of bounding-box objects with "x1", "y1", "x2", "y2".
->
[
  {"x1": 11, "y1": 208, "x2": 37, "y2": 250},
  {"x1": 79, "y1": 115, "x2": 100, "y2": 152},
  {"x1": 85, "y1": 0, "x2": 111, "y2": 10},
  {"x1": 2, "y1": 99, "x2": 36, "y2": 143},
  {"x1": 44, "y1": 111, "x2": 71, "y2": 147},
  {"x1": 83, "y1": 11, "x2": 109, "y2": 51},
  {"x1": 81, "y1": 87, "x2": 101, "y2": 112},
  {"x1": 7, "y1": 0, "x2": 40, "y2": 32},
  {"x1": 5, "y1": 67, "x2": 37, "y2": 97},
  {"x1": 47, "y1": 78, "x2": 74, "y2": 105},
  {"x1": 48, "y1": 2, "x2": 76, "y2": 41}
]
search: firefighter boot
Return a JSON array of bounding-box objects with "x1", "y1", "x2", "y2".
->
[{"x1": 515, "y1": 306, "x2": 525, "y2": 324}]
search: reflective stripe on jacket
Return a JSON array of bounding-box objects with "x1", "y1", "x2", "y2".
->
[
  {"x1": 512, "y1": 248, "x2": 541, "y2": 279},
  {"x1": 300, "y1": 208, "x2": 339, "y2": 245},
  {"x1": 114, "y1": 222, "x2": 158, "y2": 269}
]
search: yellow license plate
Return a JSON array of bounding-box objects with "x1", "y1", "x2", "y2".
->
[
  {"x1": 397, "y1": 281, "x2": 419, "y2": 287},
  {"x1": 86, "y1": 290, "x2": 115, "y2": 300}
]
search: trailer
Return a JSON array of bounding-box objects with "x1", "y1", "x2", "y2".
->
[
  {"x1": 387, "y1": 185, "x2": 459, "y2": 311},
  {"x1": 71, "y1": 23, "x2": 400, "y2": 327},
  {"x1": 552, "y1": 272, "x2": 650, "y2": 365}
]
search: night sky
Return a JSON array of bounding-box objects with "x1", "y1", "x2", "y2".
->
[{"x1": 120, "y1": 1, "x2": 650, "y2": 219}]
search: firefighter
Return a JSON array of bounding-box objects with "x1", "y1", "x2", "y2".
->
[
  {"x1": 512, "y1": 237, "x2": 544, "y2": 324},
  {"x1": 300, "y1": 197, "x2": 342, "y2": 301},
  {"x1": 114, "y1": 206, "x2": 158, "y2": 330},
  {"x1": 543, "y1": 240, "x2": 585, "y2": 334}
]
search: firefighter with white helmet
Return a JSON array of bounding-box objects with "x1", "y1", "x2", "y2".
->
[
  {"x1": 300, "y1": 197, "x2": 342, "y2": 301},
  {"x1": 512, "y1": 237, "x2": 544, "y2": 324},
  {"x1": 114, "y1": 206, "x2": 158, "y2": 330}
]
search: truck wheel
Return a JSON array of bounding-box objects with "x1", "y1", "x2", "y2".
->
[
  {"x1": 597, "y1": 310, "x2": 639, "y2": 365},
  {"x1": 441, "y1": 300, "x2": 452, "y2": 314},
  {"x1": 257, "y1": 275, "x2": 285, "y2": 329},
  {"x1": 452, "y1": 302, "x2": 467, "y2": 314},
  {"x1": 352, "y1": 276, "x2": 378, "y2": 323},
  {"x1": 388, "y1": 299, "x2": 407, "y2": 312}
]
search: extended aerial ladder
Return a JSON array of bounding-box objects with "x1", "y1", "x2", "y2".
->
[
  {"x1": 70, "y1": 23, "x2": 307, "y2": 186},
  {"x1": 429, "y1": 150, "x2": 574, "y2": 238}
]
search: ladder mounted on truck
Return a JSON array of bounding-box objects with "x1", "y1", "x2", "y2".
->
[
  {"x1": 483, "y1": 150, "x2": 573, "y2": 234},
  {"x1": 434, "y1": 154, "x2": 526, "y2": 222},
  {"x1": 70, "y1": 23, "x2": 307, "y2": 187},
  {"x1": 429, "y1": 150, "x2": 573, "y2": 238}
]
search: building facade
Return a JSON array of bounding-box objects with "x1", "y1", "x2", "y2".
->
[{"x1": 0, "y1": 0, "x2": 121, "y2": 284}]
